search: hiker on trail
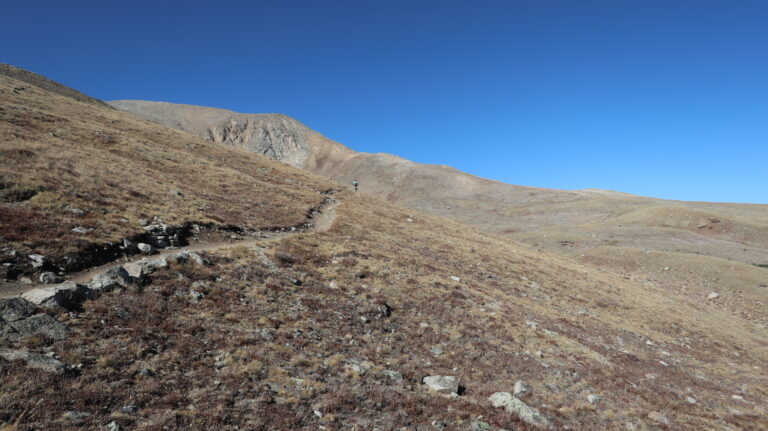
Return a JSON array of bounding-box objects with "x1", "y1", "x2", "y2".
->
[{"x1": 352, "y1": 179, "x2": 359, "y2": 192}]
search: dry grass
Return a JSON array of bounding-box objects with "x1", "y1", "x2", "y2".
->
[
  {"x1": 0, "y1": 70, "x2": 766, "y2": 430},
  {"x1": 0, "y1": 74, "x2": 334, "y2": 263}
]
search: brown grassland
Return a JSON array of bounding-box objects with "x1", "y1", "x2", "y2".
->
[{"x1": 0, "y1": 70, "x2": 766, "y2": 430}]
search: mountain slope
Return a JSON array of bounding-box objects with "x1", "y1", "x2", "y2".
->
[
  {"x1": 108, "y1": 100, "x2": 768, "y2": 326},
  {"x1": 0, "y1": 67, "x2": 765, "y2": 430}
]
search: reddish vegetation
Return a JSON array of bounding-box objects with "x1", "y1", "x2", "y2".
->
[{"x1": 0, "y1": 68, "x2": 766, "y2": 430}]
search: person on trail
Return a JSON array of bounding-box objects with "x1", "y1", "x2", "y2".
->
[{"x1": 352, "y1": 179, "x2": 359, "y2": 192}]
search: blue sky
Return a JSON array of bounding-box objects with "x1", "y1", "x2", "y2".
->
[{"x1": 3, "y1": 1, "x2": 767, "y2": 203}]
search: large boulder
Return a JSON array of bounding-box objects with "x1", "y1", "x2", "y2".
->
[
  {"x1": 0, "y1": 348, "x2": 68, "y2": 374},
  {"x1": 422, "y1": 375, "x2": 459, "y2": 395},
  {"x1": 89, "y1": 266, "x2": 130, "y2": 293},
  {"x1": 9, "y1": 313, "x2": 70, "y2": 340},
  {"x1": 489, "y1": 392, "x2": 550, "y2": 428},
  {"x1": 124, "y1": 257, "x2": 168, "y2": 279},
  {"x1": 22, "y1": 283, "x2": 90, "y2": 308},
  {"x1": 0, "y1": 297, "x2": 35, "y2": 322}
]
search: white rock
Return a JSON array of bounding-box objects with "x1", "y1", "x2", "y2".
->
[
  {"x1": 123, "y1": 261, "x2": 147, "y2": 279},
  {"x1": 686, "y1": 396, "x2": 697, "y2": 404},
  {"x1": 513, "y1": 380, "x2": 530, "y2": 397},
  {"x1": 137, "y1": 243, "x2": 156, "y2": 255},
  {"x1": 28, "y1": 254, "x2": 47, "y2": 267},
  {"x1": 450, "y1": 276, "x2": 461, "y2": 282},
  {"x1": 423, "y1": 375, "x2": 458, "y2": 395},
  {"x1": 708, "y1": 292, "x2": 720, "y2": 300},
  {"x1": 587, "y1": 394, "x2": 600, "y2": 404},
  {"x1": 488, "y1": 392, "x2": 550, "y2": 428}
]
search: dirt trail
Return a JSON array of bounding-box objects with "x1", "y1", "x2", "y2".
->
[{"x1": 0, "y1": 196, "x2": 340, "y2": 299}]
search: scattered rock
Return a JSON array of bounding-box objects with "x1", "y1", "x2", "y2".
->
[
  {"x1": 647, "y1": 411, "x2": 669, "y2": 425},
  {"x1": 0, "y1": 348, "x2": 68, "y2": 373},
  {"x1": 63, "y1": 410, "x2": 91, "y2": 422},
  {"x1": 189, "y1": 290, "x2": 204, "y2": 301},
  {"x1": 514, "y1": 380, "x2": 530, "y2": 397},
  {"x1": 188, "y1": 251, "x2": 211, "y2": 266},
  {"x1": 137, "y1": 243, "x2": 156, "y2": 255},
  {"x1": 587, "y1": 394, "x2": 601, "y2": 404},
  {"x1": 169, "y1": 189, "x2": 184, "y2": 197},
  {"x1": 9, "y1": 313, "x2": 70, "y2": 339},
  {"x1": 707, "y1": 292, "x2": 720, "y2": 300},
  {"x1": 450, "y1": 276, "x2": 461, "y2": 282},
  {"x1": 71, "y1": 226, "x2": 92, "y2": 234},
  {"x1": 382, "y1": 370, "x2": 403, "y2": 384},
  {"x1": 470, "y1": 420, "x2": 491, "y2": 431},
  {"x1": 0, "y1": 298, "x2": 35, "y2": 322},
  {"x1": 686, "y1": 396, "x2": 697, "y2": 404},
  {"x1": 105, "y1": 421, "x2": 121, "y2": 431},
  {"x1": 67, "y1": 207, "x2": 85, "y2": 215},
  {"x1": 28, "y1": 254, "x2": 48, "y2": 268},
  {"x1": 431, "y1": 346, "x2": 443, "y2": 356},
  {"x1": 423, "y1": 375, "x2": 459, "y2": 395},
  {"x1": 38, "y1": 271, "x2": 63, "y2": 284},
  {"x1": 120, "y1": 405, "x2": 139, "y2": 414},
  {"x1": 489, "y1": 392, "x2": 550, "y2": 428}
]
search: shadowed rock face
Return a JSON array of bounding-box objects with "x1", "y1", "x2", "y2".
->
[{"x1": 107, "y1": 100, "x2": 354, "y2": 169}]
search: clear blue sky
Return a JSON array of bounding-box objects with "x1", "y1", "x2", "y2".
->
[{"x1": 3, "y1": 1, "x2": 767, "y2": 203}]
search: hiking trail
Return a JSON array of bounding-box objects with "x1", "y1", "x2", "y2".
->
[{"x1": 0, "y1": 194, "x2": 340, "y2": 298}]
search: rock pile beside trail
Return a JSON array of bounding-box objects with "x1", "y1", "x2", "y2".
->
[{"x1": 141, "y1": 223, "x2": 183, "y2": 249}]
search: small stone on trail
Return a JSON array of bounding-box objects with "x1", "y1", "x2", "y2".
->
[
  {"x1": 38, "y1": 271, "x2": 62, "y2": 284},
  {"x1": 708, "y1": 292, "x2": 720, "y2": 300},
  {"x1": 449, "y1": 276, "x2": 461, "y2": 282}
]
